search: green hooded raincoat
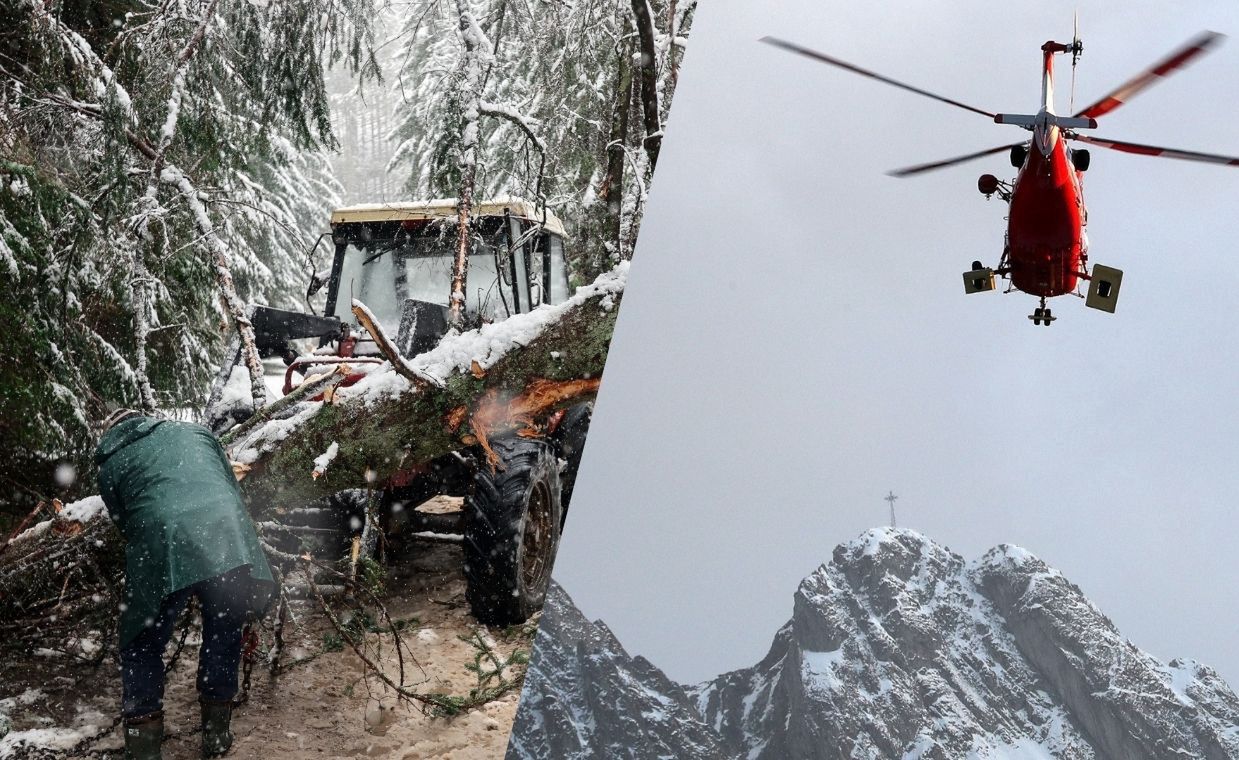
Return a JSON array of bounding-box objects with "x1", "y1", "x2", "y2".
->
[{"x1": 96, "y1": 417, "x2": 274, "y2": 647}]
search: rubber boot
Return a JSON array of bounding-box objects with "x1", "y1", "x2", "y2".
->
[
  {"x1": 123, "y1": 712, "x2": 163, "y2": 760},
  {"x1": 200, "y1": 699, "x2": 234, "y2": 758}
]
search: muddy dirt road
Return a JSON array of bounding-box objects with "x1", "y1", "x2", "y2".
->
[{"x1": 0, "y1": 505, "x2": 533, "y2": 759}]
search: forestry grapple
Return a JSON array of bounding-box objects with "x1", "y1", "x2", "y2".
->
[{"x1": 209, "y1": 198, "x2": 590, "y2": 626}]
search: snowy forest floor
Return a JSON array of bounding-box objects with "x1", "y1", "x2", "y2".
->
[{"x1": 0, "y1": 499, "x2": 531, "y2": 759}]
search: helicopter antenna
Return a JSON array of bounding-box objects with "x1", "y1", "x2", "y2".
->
[
  {"x1": 884, "y1": 490, "x2": 899, "y2": 528},
  {"x1": 1069, "y1": 12, "x2": 1082, "y2": 112}
]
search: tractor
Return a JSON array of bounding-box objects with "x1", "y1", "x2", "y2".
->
[{"x1": 208, "y1": 198, "x2": 590, "y2": 625}]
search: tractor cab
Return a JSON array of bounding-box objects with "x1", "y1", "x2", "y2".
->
[
  {"x1": 324, "y1": 199, "x2": 570, "y2": 342},
  {"x1": 250, "y1": 198, "x2": 570, "y2": 366}
]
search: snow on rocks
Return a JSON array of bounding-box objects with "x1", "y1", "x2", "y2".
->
[
  {"x1": 507, "y1": 581, "x2": 730, "y2": 760},
  {"x1": 693, "y1": 529, "x2": 1239, "y2": 760},
  {"x1": 516, "y1": 529, "x2": 1239, "y2": 760}
]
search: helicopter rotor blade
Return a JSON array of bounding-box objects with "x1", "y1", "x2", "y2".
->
[
  {"x1": 1072, "y1": 133, "x2": 1239, "y2": 166},
  {"x1": 888, "y1": 143, "x2": 1027, "y2": 178},
  {"x1": 760, "y1": 36, "x2": 996, "y2": 119},
  {"x1": 1074, "y1": 31, "x2": 1224, "y2": 119}
]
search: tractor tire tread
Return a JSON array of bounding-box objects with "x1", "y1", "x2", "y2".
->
[{"x1": 463, "y1": 438, "x2": 562, "y2": 626}]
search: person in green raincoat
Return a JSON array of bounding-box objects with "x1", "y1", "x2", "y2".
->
[{"x1": 96, "y1": 410, "x2": 274, "y2": 760}]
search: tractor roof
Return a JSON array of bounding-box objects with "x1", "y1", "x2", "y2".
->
[{"x1": 331, "y1": 197, "x2": 567, "y2": 237}]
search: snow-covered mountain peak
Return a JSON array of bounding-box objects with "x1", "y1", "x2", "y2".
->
[
  {"x1": 973, "y1": 541, "x2": 1061, "y2": 579},
  {"x1": 824, "y1": 527, "x2": 963, "y2": 591},
  {"x1": 511, "y1": 530, "x2": 1239, "y2": 759},
  {"x1": 702, "y1": 530, "x2": 1239, "y2": 759}
]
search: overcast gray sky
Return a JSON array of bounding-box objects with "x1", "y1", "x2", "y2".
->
[{"x1": 552, "y1": 0, "x2": 1239, "y2": 688}]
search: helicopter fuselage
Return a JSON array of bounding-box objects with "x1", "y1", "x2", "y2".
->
[
  {"x1": 1005, "y1": 125, "x2": 1087, "y2": 298},
  {"x1": 764, "y1": 29, "x2": 1236, "y2": 321}
]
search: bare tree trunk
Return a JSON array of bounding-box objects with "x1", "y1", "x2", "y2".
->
[
  {"x1": 630, "y1": 0, "x2": 662, "y2": 170},
  {"x1": 449, "y1": 0, "x2": 486, "y2": 330},
  {"x1": 604, "y1": 34, "x2": 635, "y2": 262},
  {"x1": 129, "y1": 251, "x2": 157, "y2": 411}
]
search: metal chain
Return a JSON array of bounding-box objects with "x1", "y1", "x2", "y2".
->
[{"x1": 235, "y1": 623, "x2": 260, "y2": 706}]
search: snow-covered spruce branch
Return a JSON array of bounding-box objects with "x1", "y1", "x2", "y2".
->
[
  {"x1": 29, "y1": 0, "x2": 161, "y2": 411},
  {"x1": 62, "y1": 101, "x2": 273, "y2": 410},
  {"x1": 478, "y1": 101, "x2": 546, "y2": 153},
  {"x1": 148, "y1": 0, "x2": 221, "y2": 187},
  {"x1": 28, "y1": 0, "x2": 269, "y2": 410},
  {"x1": 159, "y1": 164, "x2": 269, "y2": 407},
  {"x1": 127, "y1": 0, "x2": 222, "y2": 413},
  {"x1": 29, "y1": 1, "x2": 135, "y2": 122}
]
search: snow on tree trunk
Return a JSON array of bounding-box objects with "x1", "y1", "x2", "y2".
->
[
  {"x1": 631, "y1": 0, "x2": 663, "y2": 171},
  {"x1": 160, "y1": 165, "x2": 269, "y2": 409},
  {"x1": 605, "y1": 33, "x2": 635, "y2": 260},
  {"x1": 128, "y1": 251, "x2": 158, "y2": 412},
  {"x1": 231, "y1": 264, "x2": 626, "y2": 513},
  {"x1": 449, "y1": 0, "x2": 488, "y2": 330},
  {"x1": 443, "y1": 2, "x2": 546, "y2": 330}
]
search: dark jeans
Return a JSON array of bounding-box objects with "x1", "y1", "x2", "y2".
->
[{"x1": 119, "y1": 567, "x2": 250, "y2": 718}]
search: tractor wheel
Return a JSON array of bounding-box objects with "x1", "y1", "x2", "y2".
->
[
  {"x1": 463, "y1": 438, "x2": 563, "y2": 626},
  {"x1": 1010, "y1": 145, "x2": 1027, "y2": 168}
]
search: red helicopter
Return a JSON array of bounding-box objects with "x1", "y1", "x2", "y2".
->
[{"x1": 764, "y1": 27, "x2": 1239, "y2": 325}]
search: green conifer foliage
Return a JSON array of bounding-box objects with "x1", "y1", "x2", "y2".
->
[
  {"x1": 388, "y1": 0, "x2": 694, "y2": 282},
  {"x1": 0, "y1": 0, "x2": 377, "y2": 518}
]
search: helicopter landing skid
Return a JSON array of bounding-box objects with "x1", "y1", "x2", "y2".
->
[{"x1": 1028, "y1": 298, "x2": 1055, "y2": 326}]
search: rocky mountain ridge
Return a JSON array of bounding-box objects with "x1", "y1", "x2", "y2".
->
[
  {"x1": 508, "y1": 529, "x2": 1239, "y2": 759},
  {"x1": 505, "y1": 582, "x2": 728, "y2": 759}
]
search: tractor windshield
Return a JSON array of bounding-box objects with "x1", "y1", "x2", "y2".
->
[{"x1": 330, "y1": 219, "x2": 509, "y2": 333}]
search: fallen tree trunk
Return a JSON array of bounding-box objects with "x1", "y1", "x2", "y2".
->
[
  {"x1": 0, "y1": 265, "x2": 625, "y2": 632},
  {"x1": 231, "y1": 264, "x2": 625, "y2": 515}
]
